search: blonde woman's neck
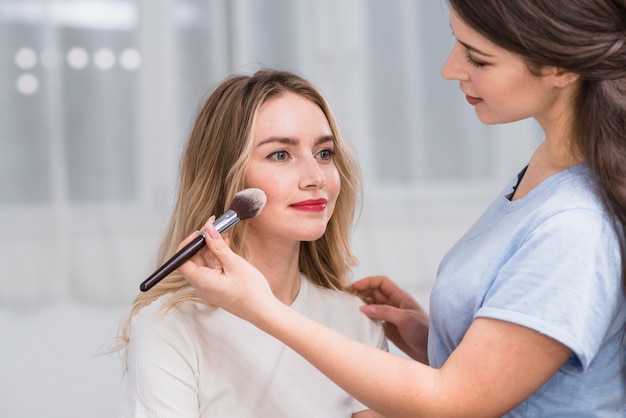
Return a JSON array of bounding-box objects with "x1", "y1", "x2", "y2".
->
[{"x1": 246, "y1": 239, "x2": 303, "y2": 305}]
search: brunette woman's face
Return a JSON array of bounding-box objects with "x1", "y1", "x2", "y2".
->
[
  {"x1": 441, "y1": 8, "x2": 564, "y2": 125},
  {"x1": 244, "y1": 92, "x2": 340, "y2": 243}
]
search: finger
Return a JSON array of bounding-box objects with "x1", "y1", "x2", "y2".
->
[
  {"x1": 359, "y1": 303, "x2": 407, "y2": 326},
  {"x1": 352, "y1": 275, "x2": 389, "y2": 291},
  {"x1": 356, "y1": 287, "x2": 390, "y2": 305},
  {"x1": 202, "y1": 222, "x2": 240, "y2": 270},
  {"x1": 199, "y1": 216, "x2": 227, "y2": 269},
  {"x1": 352, "y1": 276, "x2": 397, "y2": 302},
  {"x1": 222, "y1": 232, "x2": 231, "y2": 247},
  {"x1": 352, "y1": 275, "x2": 403, "y2": 299},
  {"x1": 355, "y1": 275, "x2": 418, "y2": 308}
]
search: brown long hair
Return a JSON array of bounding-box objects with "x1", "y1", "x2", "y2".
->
[
  {"x1": 448, "y1": 0, "x2": 626, "y2": 296},
  {"x1": 117, "y1": 69, "x2": 361, "y2": 353}
]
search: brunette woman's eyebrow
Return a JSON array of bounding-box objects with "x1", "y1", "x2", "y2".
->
[
  {"x1": 457, "y1": 39, "x2": 494, "y2": 58},
  {"x1": 450, "y1": 24, "x2": 495, "y2": 58}
]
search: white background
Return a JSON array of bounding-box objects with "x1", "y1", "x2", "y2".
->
[{"x1": 0, "y1": 1, "x2": 540, "y2": 416}]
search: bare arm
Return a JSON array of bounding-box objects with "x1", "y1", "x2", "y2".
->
[{"x1": 181, "y1": 225, "x2": 572, "y2": 417}]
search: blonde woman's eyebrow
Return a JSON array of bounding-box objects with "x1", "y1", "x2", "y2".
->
[
  {"x1": 257, "y1": 137, "x2": 298, "y2": 147},
  {"x1": 257, "y1": 135, "x2": 335, "y2": 147},
  {"x1": 316, "y1": 135, "x2": 335, "y2": 146}
]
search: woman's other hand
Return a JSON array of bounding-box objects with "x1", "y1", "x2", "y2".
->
[{"x1": 353, "y1": 275, "x2": 429, "y2": 363}]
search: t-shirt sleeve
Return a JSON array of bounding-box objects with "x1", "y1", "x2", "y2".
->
[
  {"x1": 118, "y1": 302, "x2": 199, "y2": 417},
  {"x1": 475, "y1": 209, "x2": 622, "y2": 373}
]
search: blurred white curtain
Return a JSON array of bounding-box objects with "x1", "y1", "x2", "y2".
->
[{"x1": 0, "y1": 0, "x2": 541, "y2": 304}]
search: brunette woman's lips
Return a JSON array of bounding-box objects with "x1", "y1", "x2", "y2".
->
[
  {"x1": 290, "y1": 199, "x2": 327, "y2": 212},
  {"x1": 465, "y1": 94, "x2": 483, "y2": 105}
]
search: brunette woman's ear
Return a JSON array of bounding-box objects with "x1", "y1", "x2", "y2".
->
[{"x1": 549, "y1": 67, "x2": 580, "y2": 88}]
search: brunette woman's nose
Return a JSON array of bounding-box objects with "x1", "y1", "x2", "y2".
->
[{"x1": 441, "y1": 43, "x2": 468, "y2": 81}]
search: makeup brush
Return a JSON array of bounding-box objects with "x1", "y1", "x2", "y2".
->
[{"x1": 139, "y1": 188, "x2": 267, "y2": 292}]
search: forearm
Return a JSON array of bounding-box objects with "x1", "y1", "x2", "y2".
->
[
  {"x1": 255, "y1": 299, "x2": 442, "y2": 417},
  {"x1": 183, "y1": 232, "x2": 565, "y2": 416}
]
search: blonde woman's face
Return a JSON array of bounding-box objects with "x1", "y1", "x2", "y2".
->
[{"x1": 244, "y1": 92, "x2": 340, "y2": 243}]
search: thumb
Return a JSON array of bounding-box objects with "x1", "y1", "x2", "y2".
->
[{"x1": 203, "y1": 221, "x2": 236, "y2": 265}]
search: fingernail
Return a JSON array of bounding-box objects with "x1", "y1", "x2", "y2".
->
[
  {"x1": 360, "y1": 305, "x2": 375, "y2": 314},
  {"x1": 204, "y1": 215, "x2": 216, "y2": 229},
  {"x1": 206, "y1": 223, "x2": 219, "y2": 239}
]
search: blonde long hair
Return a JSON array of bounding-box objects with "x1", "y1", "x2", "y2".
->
[{"x1": 118, "y1": 69, "x2": 362, "y2": 352}]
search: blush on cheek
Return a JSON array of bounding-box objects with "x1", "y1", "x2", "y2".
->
[{"x1": 326, "y1": 169, "x2": 341, "y2": 198}]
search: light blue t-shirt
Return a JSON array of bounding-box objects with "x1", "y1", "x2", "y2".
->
[{"x1": 429, "y1": 163, "x2": 626, "y2": 417}]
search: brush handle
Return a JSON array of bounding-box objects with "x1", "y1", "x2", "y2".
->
[{"x1": 139, "y1": 210, "x2": 239, "y2": 292}]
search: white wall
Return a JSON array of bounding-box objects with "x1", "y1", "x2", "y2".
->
[
  {"x1": 0, "y1": 303, "x2": 127, "y2": 417},
  {"x1": 0, "y1": 1, "x2": 541, "y2": 416}
]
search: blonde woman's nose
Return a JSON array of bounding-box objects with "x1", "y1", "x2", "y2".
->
[{"x1": 299, "y1": 157, "x2": 326, "y2": 189}]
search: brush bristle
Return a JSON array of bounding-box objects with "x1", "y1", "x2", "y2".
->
[{"x1": 229, "y1": 188, "x2": 267, "y2": 220}]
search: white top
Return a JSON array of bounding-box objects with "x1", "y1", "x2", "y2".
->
[{"x1": 119, "y1": 276, "x2": 388, "y2": 417}]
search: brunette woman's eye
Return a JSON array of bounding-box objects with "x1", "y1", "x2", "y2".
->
[{"x1": 466, "y1": 54, "x2": 486, "y2": 68}]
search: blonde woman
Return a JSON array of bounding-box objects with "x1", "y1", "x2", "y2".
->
[{"x1": 117, "y1": 69, "x2": 387, "y2": 417}]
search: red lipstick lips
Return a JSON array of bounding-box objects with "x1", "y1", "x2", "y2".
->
[
  {"x1": 291, "y1": 198, "x2": 327, "y2": 212},
  {"x1": 465, "y1": 94, "x2": 483, "y2": 105}
]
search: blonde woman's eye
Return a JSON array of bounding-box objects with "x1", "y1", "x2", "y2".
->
[
  {"x1": 316, "y1": 149, "x2": 334, "y2": 160},
  {"x1": 268, "y1": 150, "x2": 289, "y2": 161}
]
